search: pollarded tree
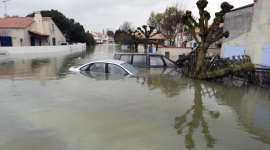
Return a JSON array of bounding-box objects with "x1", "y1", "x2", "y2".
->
[{"x1": 182, "y1": 0, "x2": 234, "y2": 73}]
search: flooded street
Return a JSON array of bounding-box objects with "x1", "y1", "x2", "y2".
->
[{"x1": 0, "y1": 44, "x2": 270, "y2": 150}]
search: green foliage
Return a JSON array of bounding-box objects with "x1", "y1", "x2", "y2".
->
[
  {"x1": 107, "y1": 30, "x2": 114, "y2": 37},
  {"x1": 114, "y1": 29, "x2": 124, "y2": 44},
  {"x1": 26, "y1": 9, "x2": 95, "y2": 46}
]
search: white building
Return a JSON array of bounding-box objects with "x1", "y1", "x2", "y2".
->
[
  {"x1": 93, "y1": 32, "x2": 114, "y2": 44},
  {"x1": 221, "y1": 0, "x2": 270, "y2": 66},
  {"x1": 177, "y1": 24, "x2": 224, "y2": 48},
  {"x1": 0, "y1": 12, "x2": 66, "y2": 47}
]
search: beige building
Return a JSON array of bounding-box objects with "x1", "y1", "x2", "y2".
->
[{"x1": 0, "y1": 12, "x2": 66, "y2": 47}]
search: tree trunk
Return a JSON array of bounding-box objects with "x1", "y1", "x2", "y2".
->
[
  {"x1": 196, "y1": 46, "x2": 206, "y2": 72},
  {"x1": 135, "y1": 44, "x2": 138, "y2": 53},
  {"x1": 144, "y1": 41, "x2": 148, "y2": 53}
]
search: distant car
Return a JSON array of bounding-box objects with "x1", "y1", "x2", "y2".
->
[
  {"x1": 69, "y1": 59, "x2": 139, "y2": 75},
  {"x1": 113, "y1": 53, "x2": 179, "y2": 68}
]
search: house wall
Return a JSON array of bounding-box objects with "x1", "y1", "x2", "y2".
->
[
  {"x1": 44, "y1": 19, "x2": 66, "y2": 46},
  {"x1": 176, "y1": 33, "x2": 217, "y2": 48},
  {"x1": 0, "y1": 15, "x2": 66, "y2": 47},
  {"x1": 221, "y1": 0, "x2": 270, "y2": 65}
]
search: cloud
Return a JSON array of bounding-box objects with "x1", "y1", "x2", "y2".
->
[{"x1": 2, "y1": 0, "x2": 252, "y2": 33}]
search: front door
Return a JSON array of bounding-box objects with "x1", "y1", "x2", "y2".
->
[
  {"x1": 261, "y1": 44, "x2": 270, "y2": 67},
  {"x1": 30, "y1": 37, "x2": 35, "y2": 46},
  {"x1": 52, "y1": 37, "x2": 56, "y2": 46}
]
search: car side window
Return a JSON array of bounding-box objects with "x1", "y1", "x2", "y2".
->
[
  {"x1": 89, "y1": 63, "x2": 105, "y2": 73},
  {"x1": 133, "y1": 55, "x2": 146, "y2": 65},
  {"x1": 120, "y1": 55, "x2": 132, "y2": 63},
  {"x1": 163, "y1": 57, "x2": 175, "y2": 66},
  {"x1": 150, "y1": 56, "x2": 164, "y2": 66},
  {"x1": 80, "y1": 65, "x2": 90, "y2": 71},
  {"x1": 108, "y1": 64, "x2": 127, "y2": 74}
]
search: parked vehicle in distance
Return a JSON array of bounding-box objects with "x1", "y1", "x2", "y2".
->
[
  {"x1": 113, "y1": 53, "x2": 179, "y2": 68},
  {"x1": 69, "y1": 59, "x2": 139, "y2": 75}
]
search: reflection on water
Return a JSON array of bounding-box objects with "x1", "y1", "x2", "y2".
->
[
  {"x1": 0, "y1": 44, "x2": 270, "y2": 150},
  {"x1": 174, "y1": 83, "x2": 218, "y2": 149},
  {"x1": 81, "y1": 71, "x2": 127, "y2": 81}
]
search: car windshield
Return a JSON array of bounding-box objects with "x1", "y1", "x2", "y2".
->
[{"x1": 121, "y1": 63, "x2": 139, "y2": 74}]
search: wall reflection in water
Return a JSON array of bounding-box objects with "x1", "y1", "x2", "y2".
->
[{"x1": 0, "y1": 47, "x2": 95, "y2": 85}]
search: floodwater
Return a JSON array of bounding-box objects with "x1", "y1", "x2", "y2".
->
[{"x1": 0, "y1": 44, "x2": 270, "y2": 150}]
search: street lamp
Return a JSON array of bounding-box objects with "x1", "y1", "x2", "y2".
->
[{"x1": 3, "y1": 0, "x2": 11, "y2": 16}]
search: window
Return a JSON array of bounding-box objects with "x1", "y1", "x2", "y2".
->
[
  {"x1": 80, "y1": 65, "x2": 90, "y2": 71},
  {"x1": 121, "y1": 63, "x2": 139, "y2": 74},
  {"x1": 150, "y1": 56, "x2": 164, "y2": 66},
  {"x1": 190, "y1": 42, "x2": 192, "y2": 47},
  {"x1": 133, "y1": 55, "x2": 146, "y2": 65},
  {"x1": 89, "y1": 63, "x2": 105, "y2": 73},
  {"x1": 120, "y1": 55, "x2": 132, "y2": 63},
  {"x1": 163, "y1": 57, "x2": 175, "y2": 66},
  {"x1": 108, "y1": 64, "x2": 127, "y2": 74}
]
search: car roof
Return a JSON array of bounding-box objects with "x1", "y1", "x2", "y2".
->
[
  {"x1": 90, "y1": 59, "x2": 125, "y2": 65},
  {"x1": 114, "y1": 53, "x2": 164, "y2": 56}
]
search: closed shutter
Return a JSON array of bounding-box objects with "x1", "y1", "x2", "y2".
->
[
  {"x1": 261, "y1": 44, "x2": 270, "y2": 67},
  {"x1": 224, "y1": 46, "x2": 245, "y2": 59},
  {"x1": 0, "y1": 37, "x2": 12, "y2": 47}
]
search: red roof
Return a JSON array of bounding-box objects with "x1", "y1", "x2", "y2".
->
[
  {"x1": 29, "y1": 30, "x2": 49, "y2": 36},
  {"x1": 94, "y1": 32, "x2": 103, "y2": 36},
  {"x1": 0, "y1": 17, "x2": 51, "y2": 29}
]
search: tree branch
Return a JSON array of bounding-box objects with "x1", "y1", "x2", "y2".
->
[{"x1": 210, "y1": 31, "x2": 229, "y2": 44}]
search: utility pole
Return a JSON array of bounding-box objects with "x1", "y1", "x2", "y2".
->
[{"x1": 3, "y1": 0, "x2": 11, "y2": 17}]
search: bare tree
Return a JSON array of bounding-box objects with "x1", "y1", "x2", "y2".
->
[
  {"x1": 182, "y1": 0, "x2": 234, "y2": 72},
  {"x1": 120, "y1": 21, "x2": 134, "y2": 32}
]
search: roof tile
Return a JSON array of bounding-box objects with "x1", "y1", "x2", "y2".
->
[{"x1": 0, "y1": 17, "x2": 51, "y2": 29}]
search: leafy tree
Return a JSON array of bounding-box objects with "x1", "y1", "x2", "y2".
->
[
  {"x1": 114, "y1": 29, "x2": 124, "y2": 44},
  {"x1": 147, "y1": 11, "x2": 162, "y2": 30},
  {"x1": 147, "y1": 4, "x2": 185, "y2": 46},
  {"x1": 107, "y1": 30, "x2": 114, "y2": 37}
]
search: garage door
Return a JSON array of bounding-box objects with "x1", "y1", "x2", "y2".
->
[
  {"x1": 261, "y1": 44, "x2": 270, "y2": 67},
  {"x1": 224, "y1": 46, "x2": 245, "y2": 59},
  {"x1": 0, "y1": 37, "x2": 12, "y2": 47}
]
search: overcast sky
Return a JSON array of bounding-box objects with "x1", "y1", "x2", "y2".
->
[{"x1": 2, "y1": 0, "x2": 252, "y2": 33}]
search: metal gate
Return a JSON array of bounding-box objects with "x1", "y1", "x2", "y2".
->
[
  {"x1": 224, "y1": 46, "x2": 245, "y2": 59},
  {"x1": 261, "y1": 44, "x2": 270, "y2": 67}
]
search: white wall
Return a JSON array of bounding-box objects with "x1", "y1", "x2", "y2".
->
[
  {"x1": 221, "y1": 0, "x2": 270, "y2": 65},
  {"x1": 0, "y1": 43, "x2": 86, "y2": 55},
  {"x1": 138, "y1": 45, "x2": 219, "y2": 61}
]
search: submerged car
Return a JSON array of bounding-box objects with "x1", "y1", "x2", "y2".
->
[
  {"x1": 113, "y1": 53, "x2": 179, "y2": 68},
  {"x1": 69, "y1": 59, "x2": 139, "y2": 75}
]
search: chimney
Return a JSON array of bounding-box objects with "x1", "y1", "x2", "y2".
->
[{"x1": 34, "y1": 12, "x2": 45, "y2": 33}]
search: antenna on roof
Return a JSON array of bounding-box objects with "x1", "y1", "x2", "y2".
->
[{"x1": 3, "y1": 0, "x2": 11, "y2": 17}]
